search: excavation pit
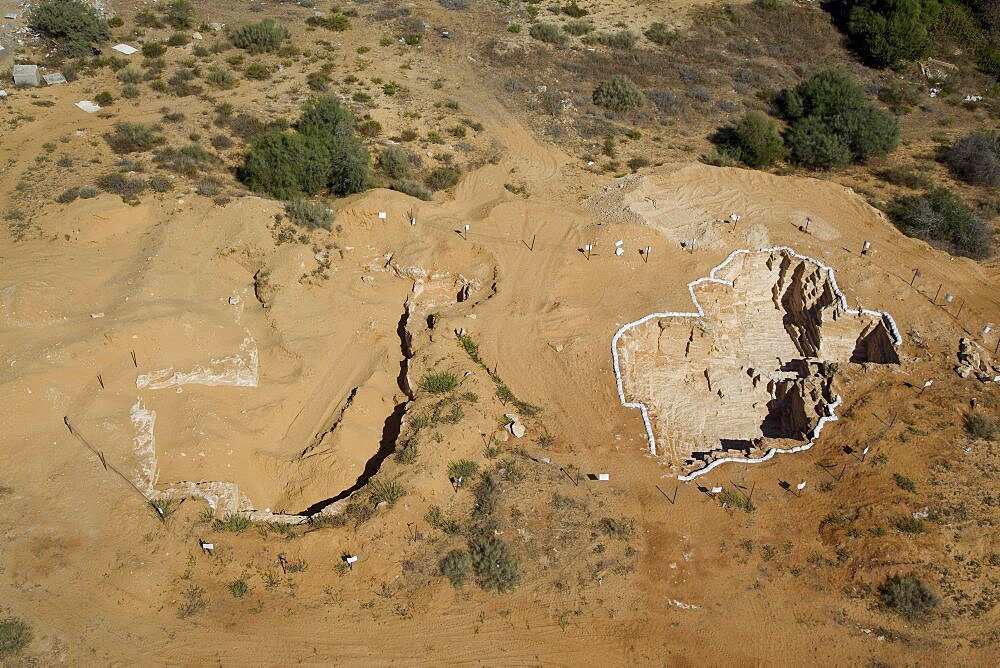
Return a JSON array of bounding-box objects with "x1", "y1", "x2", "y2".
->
[{"x1": 613, "y1": 248, "x2": 900, "y2": 479}]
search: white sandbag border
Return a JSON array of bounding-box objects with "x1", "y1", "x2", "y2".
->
[{"x1": 610, "y1": 245, "x2": 901, "y2": 481}]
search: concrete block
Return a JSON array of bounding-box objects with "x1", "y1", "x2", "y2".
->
[{"x1": 12, "y1": 64, "x2": 40, "y2": 88}]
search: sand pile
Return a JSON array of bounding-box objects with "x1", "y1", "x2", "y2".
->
[{"x1": 614, "y1": 248, "x2": 900, "y2": 477}]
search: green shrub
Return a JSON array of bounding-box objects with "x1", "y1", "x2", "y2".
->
[
  {"x1": 561, "y1": 1, "x2": 588, "y2": 17},
  {"x1": 439, "y1": 549, "x2": 473, "y2": 587},
  {"x1": 786, "y1": 116, "x2": 852, "y2": 169},
  {"x1": 323, "y1": 136, "x2": 371, "y2": 196},
  {"x1": 30, "y1": 0, "x2": 110, "y2": 57},
  {"x1": 285, "y1": 198, "x2": 334, "y2": 230},
  {"x1": 826, "y1": 104, "x2": 900, "y2": 161},
  {"x1": 593, "y1": 75, "x2": 644, "y2": 112},
  {"x1": 782, "y1": 69, "x2": 867, "y2": 121},
  {"x1": 395, "y1": 439, "x2": 419, "y2": 463},
  {"x1": 368, "y1": 478, "x2": 407, "y2": 506},
  {"x1": 166, "y1": 0, "x2": 195, "y2": 29},
  {"x1": 96, "y1": 172, "x2": 145, "y2": 199},
  {"x1": 357, "y1": 119, "x2": 382, "y2": 138},
  {"x1": 964, "y1": 412, "x2": 997, "y2": 440},
  {"x1": 563, "y1": 19, "x2": 594, "y2": 35},
  {"x1": 425, "y1": 505, "x2": 461, "y2": 533},
  {"x1": 244, "y1": 62, "x2": 272, "y2": 80},
  {"x1": 893, "y1": 473, "x2": 917, "y2": 492},
  {"x1": 94, "y1": 91, "x2": 114, "y2": 106},
  {"x1": 781, "y1": 69, "x2": 898, "y2": 168},
  {"x1": 879, "y1": 574, "x2": 938, "y2": 619},
  {"x1": 529, "y1": 22, "x2": 567, "y2": 45},
  {"x1": 153, "y1": 143, "x2": 211, "y2": 175},
  {"x1": 448, "y1": 459, "x2": 479, "y2": 483},
  {"x1": 379, "y1": 145, "x2": 411, "y2": 179},
  {"x1": 718, "y1": 487, "x2": 756, "y2": 512},
  {"x1": 470, "y1": 534, "x2": 521, "y2": 592},
  {"x1": 227, "y1": 577, "x2": 250, "y2": 598},
  {"x1": 105, "y1": 122, "x2": 163, "y2": 154},
  {"x1": 212, "y1": 513, "x2": 252, "y2": 533},
  {"x1": 878, "y1": 79, "x2": 921, "y2": 113},
  {"x1": 206, "y1": 67, "x2": 238, "y2": 89},
  {"x1": 0, "y1": 617, "x2": 32, "y2": 658},
  {"x1": 392, "y1": 178, "x2": 433, "y2": 200},
  {"x1": 166, "y1": 32, "x2": 190, "y2": 47},
  {"x1": 142, "y1": 41, "x2": 166, "y2": 58},
  {"x1": 117, "y1": 68, "x2": 142, "y2": 84},
  {"x1": 177, "y1": 584, "x2": 207, "y2": 618},
  {"x1": 943, "y1": 131, "x2": 1000, "y2": 187},
  {"x1": 148, "y1": 174, "x2": 173, "y2": 192},
  {"x1": 421, "y1": 371, "x2": 458, "y2": 393},
  {"x1": 305, "y1": 14, "x2": 351, "y2": 31},
  {"x1": 847, "y1": 0, "x2": 935, "y2": 68},
  {"x1": 889, "y1": 187, "x2": 992, "y2": 259},
  {"x1": 597, "y1": 29, "x2": 638, "y2": 49},
  {"x1": 727, "y1": 111, "x2": 786, "y2": 168},
  {"x1": 239, "y1": 131, "x2": 331, "y2": 199},
  {"x1": 231, "y1": 20, "x2": 289, "y2": 53},
  {"x1": 299, "y1": 96, "x2": 357, "y2": 138},
  {"x1": 240, "y1": 97, "x2": 370, "y2": 199},
  {"x1": 306, "y1": 71, "x2": 330, "y2": 92},
  {"x1": 597, "y1": 517, "x2": 636, "y2": 540},
  {"x1": 645, "y1": 21, "x2": 678, "y2": 45},
  {"x1": 57, "y1": 187, "x2": 79, "y2": 203},
  {"x1": 425, "y1": 166, "x2": 461, "y2": 190},
  {"x1": 627, "y1": 156, "x2": 651, "y2": 172},
  {"x1": 893, "y1": 515, "x2": 925, "y2": 533}
]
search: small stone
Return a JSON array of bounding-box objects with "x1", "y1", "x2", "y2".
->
[
  {"x1": 375, "y1": 501, "x2": 388, "y2": 511},
  {"x1": 508, "y1": 421, "x2": 526, "y2": 438},
  {"x1": 228, "y1": 295, "x2": 240, "y2": 305}
]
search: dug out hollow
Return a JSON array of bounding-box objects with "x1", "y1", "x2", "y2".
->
[{"x1": 615, "y1": 249, "x2": 899, "y2": 477}]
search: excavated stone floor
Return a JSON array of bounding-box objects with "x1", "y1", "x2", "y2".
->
[{"x1": 615, "y1": 249, "x2": 899, "y2": 476}]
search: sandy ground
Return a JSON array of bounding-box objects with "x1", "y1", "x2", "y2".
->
[{"x1": 1, "y1": 5, "x2": 999, "y2": 665}]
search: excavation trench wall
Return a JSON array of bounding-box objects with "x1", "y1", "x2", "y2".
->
[{"x1": 611, "y1": 246, "x2": 901, "y2": 481}]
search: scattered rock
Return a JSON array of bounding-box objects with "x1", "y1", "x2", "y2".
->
[
  {"x1": 505, "y1": 413, "x2": 526, "y2": 438},
  {"x1": 954, "y1": 337, "x2": 998, "y2": 382}
]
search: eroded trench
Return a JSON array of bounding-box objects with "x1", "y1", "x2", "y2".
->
[
  {"x1": 616, "y1": 250, "x2": 899, "y2": 477},
  {"x1": 294, "y1": 302, "x2": 415, "y2": 516}
]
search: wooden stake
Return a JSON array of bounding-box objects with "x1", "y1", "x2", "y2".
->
[
  {"x1": 97, "y1": 374, "x2": 104, "y2": 390},
  {"x1": 131, "y1": 350, "x2": 137, "y2": 367},
  {"x1": 656, "y1": 484, "x2": 678, "y2": 505},
  {"x1": 933, "y1": 284, "x2": 942, "y2": 304}
]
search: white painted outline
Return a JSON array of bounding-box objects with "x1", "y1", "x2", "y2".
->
[{"x1": 611, "y1": 246, "x2": 901, "y2": 481}]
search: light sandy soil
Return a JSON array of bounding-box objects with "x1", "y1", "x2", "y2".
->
[{"x1": 1, "y1": 2, "x2": 999, "y2": 665}]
